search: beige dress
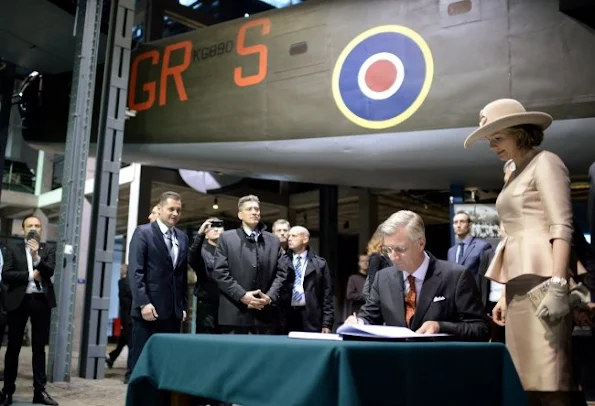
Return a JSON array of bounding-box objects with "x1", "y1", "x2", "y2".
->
[{"x1": 486, "y1": 149, "x2": 576, "y2": 392}]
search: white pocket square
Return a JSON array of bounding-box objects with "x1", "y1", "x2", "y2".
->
[{"x1": 433, "y1": 296, "x2": 445, "y2": 302}]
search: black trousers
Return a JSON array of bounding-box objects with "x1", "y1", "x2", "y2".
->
[
  {"x1": 108, "y1": 320, "x2": 132, "y2": 378},
  {"x1": 3, "y1": 294, "x2": 51, "y2": 394},
  {"x1": 195, "y1": 300, "x2": 219, "y2": 334},
  {"x1": 129, "y1": 316, "x2": 181, "y2": 375},
  {"x1": 287, "y1": 306, "x2": 308, "y2": 332}
]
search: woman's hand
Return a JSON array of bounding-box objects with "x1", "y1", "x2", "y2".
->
[
  {"x1": 492, "y1": 295, "x2": 507, "y2": 326},
  {"x1": 536, "y1": 283, "x2": 570, "y2": 321}
]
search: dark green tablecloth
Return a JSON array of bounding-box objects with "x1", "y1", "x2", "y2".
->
[{"x1": 126, "y1": 334, "x2": 526, "y2": 406}]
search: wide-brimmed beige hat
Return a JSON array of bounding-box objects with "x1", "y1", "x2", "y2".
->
[{"x1": 463, "y1": 99, "x2": 552, "y2": 149}]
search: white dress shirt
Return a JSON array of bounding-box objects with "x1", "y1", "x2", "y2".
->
[
  {"x1": 25, "y1": 241, "x2": 43, "y2": 294},
  {"x1": 156, "y1": 219, "x2": 179, "y2": 266},
  {"x1": 402, "y1": 252, "x2": 430, "y2": 303},
  {"x1": 242, "y1": 224, "x2": 261, "y2": 240},
  {"x1": 489, "y1": 280, "x2": 505, "y2": 303}
]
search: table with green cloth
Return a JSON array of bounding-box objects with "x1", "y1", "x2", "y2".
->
[{"x1": 126, "y1": 334, "x2": 526, "y2": 406}]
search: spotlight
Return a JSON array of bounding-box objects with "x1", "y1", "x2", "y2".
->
[{"x1": 212, "y1": 197, "x2": 219, "y2": 210}]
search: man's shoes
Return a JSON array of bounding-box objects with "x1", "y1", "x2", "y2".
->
[
  {"x1": 123, "y1": 375, "x2": 130, "y2": 384},
  {"x1": 106, "y1": 357, "x2": 114, "y2": 369},
  {"x1": 32, "y1": 390, "x2": 58, "y2": 405},
  {"x1": 0, "y1": 391, "x2": 12, "y2": 406}
]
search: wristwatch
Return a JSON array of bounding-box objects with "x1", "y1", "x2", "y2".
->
[{"x1": 550, "y1": 276, "x2": 568, "y2": 286}]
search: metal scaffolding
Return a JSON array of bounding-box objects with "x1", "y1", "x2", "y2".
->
[
  {"x1": 79, "y1": 0, "x2": 135, "y2": 379},
  {"x1": 48, "y1": 0, "x2": 104, "y2": 382}
]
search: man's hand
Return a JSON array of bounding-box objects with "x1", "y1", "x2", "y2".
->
[
  {"x1": 182, "y1": 311, "x2": 187, "y2": 322},
  {"x1": 321, "y1": 328, "x2": 331, "y2": 334},
  {"x1": 416, "y1": 321, "x2": 440, "y2": 334},
  {"x1": 241, "y1": 290, "x2": 267, "y2": 310},
  {"x1": 256, "y1": 292, "x2": 272, "y2": 306},
  {"x1": 141, "y1": 304, "x2": 158, "y2": 321},
  {"x1": 33, "y1": 270, "x2": 41, "y2": 281},
  {"x1": 27, "y1": 239, "x2": 39, "y2": 258},
  {"x1": 574, "y1": 306, "x2": 594, "y2": 327},
  {"x1": 198, "y1": 220, "x2": 212, "y2": 236},
  {"x1": 343, "y1": 313, "x2": 361, "y2": 325}
]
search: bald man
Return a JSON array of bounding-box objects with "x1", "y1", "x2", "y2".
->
[
  {"x1": 148, "y1": 205, "x2": 159, "y2": 223},
  {"x1": 283, "y1": 226, "x2": 334, "y2": 333}
]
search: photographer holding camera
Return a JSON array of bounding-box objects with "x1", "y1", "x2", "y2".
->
[{"x1": 188, "y1": 218, "x2": 225, "y2": 334}]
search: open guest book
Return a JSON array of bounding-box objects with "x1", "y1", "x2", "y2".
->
[
  {"x1": 335, "y1": 324, "x2": 451, "y2": 341},
  {"x1": 288, "y1": 325, "x2": 451, "y2": 341}
]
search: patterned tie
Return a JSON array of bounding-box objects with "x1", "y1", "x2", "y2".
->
[
  {"x1": 404, "y1": 275, "x2": 417, "y2": 328},
  {"x1": 164, "y1": 230, "x2": 175, "y2": 263},
  {"x1": 456, "y1": 242, "x2": 465, "y2": 264},
  {"x1": 292, "y1": 255, "x2": 305, "y2": 304}
]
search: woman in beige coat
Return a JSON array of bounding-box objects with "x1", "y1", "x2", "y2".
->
[{"x1": 464, "y1": 99, "x2": 579, "y2": 406}]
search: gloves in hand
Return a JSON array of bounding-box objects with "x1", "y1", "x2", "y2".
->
[{"x1": 535, "y1": 282, "x2": 570, "y2": 322}]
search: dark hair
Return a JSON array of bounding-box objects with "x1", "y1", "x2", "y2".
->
[
  {"x1": 454, "y1": 210, "x2": 471, "y2": 223},
  {"x1": 159, "y1": 191, "x2": 181, "y2": 205},
  {"x1": 506, "y1": 124, "x2": 544, "y2": 149},
  {"x1": 22, "y1": 215, "x2": 41, "y2": 229}
]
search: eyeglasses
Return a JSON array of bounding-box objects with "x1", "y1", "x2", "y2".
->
[{"x1": 382, "y1": 244, "x2": 410, "y2": 255}]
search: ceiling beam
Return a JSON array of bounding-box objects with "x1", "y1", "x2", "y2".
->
[{"x1": 163, "y1": 0, "x2": 218, "y2": 28}]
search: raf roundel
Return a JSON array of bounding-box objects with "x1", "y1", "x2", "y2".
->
[{"x1": 332, "y1": 25, "x2": 434, "y2": 130}]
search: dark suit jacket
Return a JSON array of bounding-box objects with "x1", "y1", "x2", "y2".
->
[
  {"x1": 589, "y1": 162, "x2": 595, "y2": 257},
  {"x1": 0, "y1": 242, "x2": 9, "y2": 320},
  {"x1": 447, "y1": 237, "x2": 491, "y2": 275},
  {"x1": 213, "y1": 226, "x2": 288, "y2": 327},
  {"x1": 477, "y1": 248, "x2": 495, "y2": 311},
  {"x1": 118, "y1": 277, "x2": 132, "y2": 325},
  {"x1": 358, "y1": 252, "x2": 489, "y2": 341},
  {"x1": 188, "y1": 233, "x2": 219, "y2": 303},
  {"x1": 128, "y1": 221, "x2": 189, "y2": 320},
  {"x1": 1, "y1": 241, "x2": 57, "y2": 312},
  {"x1": 284, "y1": 249, "x2": 334, "y2": 331}
]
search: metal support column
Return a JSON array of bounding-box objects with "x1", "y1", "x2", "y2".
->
[
  {"x1": 80, "y1": 0, "x2": 136, "y2": 379},
  {"x1": 319, "y1": 185, "x2": 339, "y2": 323},
  {"x1": 0, "y1": 63, "x2": 16, "y2": 202},
  {"x1": 48, "y1": 0, "x2": 104, "y2": 383}
]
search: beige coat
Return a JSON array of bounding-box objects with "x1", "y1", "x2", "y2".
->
[
  {"x1": 486, "y1": 149, "x2": 576, "y2": 392},
  {"x1": 486, "y1": 149, "x2": 573, "y2": 283}
]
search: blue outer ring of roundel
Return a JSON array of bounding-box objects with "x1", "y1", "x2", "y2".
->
[{"x1": 332, "y1": 25, "x2": 434, "y2": 130}]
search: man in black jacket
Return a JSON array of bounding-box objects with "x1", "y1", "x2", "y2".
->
[
  {"x1": 283, "y1": 226, "x2": 334, "y2": 333},
  {"x1": 188, "y1": 218, "x2": 223, "y2": 334},
  {"x1": 106, "y1": 264, "x2": 133, "y2": 383},
  {"x1": 0, "y1": 216, "x2": 58, "y2": 405},
  {"x1": 213, "y1": 195, "x2": 288, "y2": 334}
]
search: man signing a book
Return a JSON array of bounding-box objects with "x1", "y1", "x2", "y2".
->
[{"x1": 344, "y1": 210, "x2": 489, "y2": 342}]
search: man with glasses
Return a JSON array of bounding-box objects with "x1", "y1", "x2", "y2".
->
[{"x1": 344, "y1": 210, "x2": 489, "y2": 342}]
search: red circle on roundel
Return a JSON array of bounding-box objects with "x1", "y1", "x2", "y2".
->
[{"x1": 365, "y1": 60, "x2": 397, "y2": 92}]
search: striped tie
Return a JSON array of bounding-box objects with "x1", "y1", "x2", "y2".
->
[{"x1": 292, "y1": 256, "x2": 305, "y2": 304}]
